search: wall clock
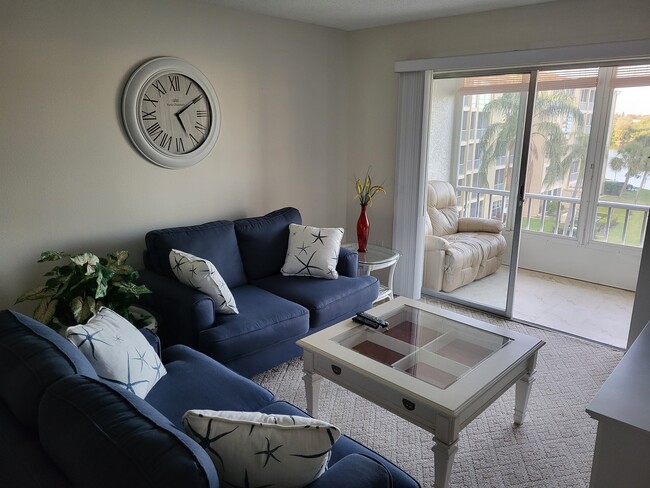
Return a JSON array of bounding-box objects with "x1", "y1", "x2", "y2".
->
[{"x1": 122, "y1": 57, "x2": 221, "y2": 169}]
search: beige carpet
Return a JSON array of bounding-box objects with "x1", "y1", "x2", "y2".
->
[{"x1": 253, "y1": 301, "x2": 623, "y2": 487}]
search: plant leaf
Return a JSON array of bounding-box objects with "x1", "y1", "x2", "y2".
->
[
  {"x1": 38, "y1": 251, "x2": 68, "y2": 262},
  {"x1": 113, "y1": 250, "x2": 129, "y2": 266},
  {"x1": 34, "y1": 299, "x2": 58, "y2": 325},
  {"x1": 15, "y1": 285, "x2": 53, "y2": 303},
  {"x1": 70, "y1": 296, "x2": 84, "y2": 323}
]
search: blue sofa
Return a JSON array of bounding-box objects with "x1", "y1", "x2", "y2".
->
[
  {"x1": 0, "y1": 310, "x2": 420, "y2": 488},
  {"x1": 139, "y1": 207, "x2": 379, "y2": 377}
]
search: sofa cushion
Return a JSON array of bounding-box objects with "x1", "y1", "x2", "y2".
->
[
  {"x1": 261, "y1": 401, "x2": 420, "y2": 488},
  {"x1": 0, "y1": 401, "x2": 71, "y2": 488},
  {"x1": 39, "y1": 374, "x2": 219, "y2": 488},
  {"x1": 145, "y1": 219, "x2": 248, "y2": 288},
  {"x1": 253, "y1": 274, "x2": 379, "y2": 329},
  {"x1": 198, "y1": 284, "x2": 309, "y2": 364},
  {"x1": 234, "y1": 207, "x2": 301, "y2": 281},
  {"x1": 281, "y1": 223, "x2": 344, "y2": 279},
  {"x1": 66, "y1": 307, "x2": 167, "y2": 399},
  {"x1": 183, "y1": 410, "x2": 340, "y2": 488},
  {"x1": 145, "y1": 344, "x2": 275, "y2": 430},
  {"x1": 0, "y1": 310, "x2": 97, "y2": 429},
  {"x1": 169, "y1": 249, "x2": 238, "y2": 314}
]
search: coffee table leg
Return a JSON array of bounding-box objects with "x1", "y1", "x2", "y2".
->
[
  {"x1": 302, "y1": 371, "x2": 322, "y2": 417},
  {"x1": 431, "y1": 438, "x2": 458, "y2": 488},
  {"x1": 514, "y1": 353, "x2": 538, "y2": 425}
]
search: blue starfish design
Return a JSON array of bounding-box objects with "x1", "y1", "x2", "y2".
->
[
  {"x1": 67, "y1": 326, "x2": 110, "y2": 359},
  {"x1": 132, "y1": 348, "x2": 149, "y2": 372},
  {"x1": 295, "y1": 251, "x2": 322, "y2": 276},
  {"x1": 296, "y1": 241, "x2": 311, "y2": 255},
  {"x1": 185, "y1": 420, "x2": 239, "y2": 467},
  {"x1": 171, "y1": 255, "x2": 187, "y2": 275},
  {"x1": 255, "y1": 437, "x2": 283, "y2": 467},
  {"x1": 99, "y1": 352, "x2": 149, "y2": 395},
  {"x1": 151, "y1": 356, "x2": 164, "y2": 380},
  {"x1": 113, "y1": 334, "x2": 124, "y2": 343},
  {"x1": 311, "y1": 230, "x2": 327, "y2": 245}
]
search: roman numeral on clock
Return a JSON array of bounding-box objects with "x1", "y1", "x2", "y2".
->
[
  {"x1": 195, "y1": 122, "x2": 207, "y2": 134},
  {"x1": 141, "y1": 110, "x2": 156, "y2": 121},
  {"x1": 160, "y1": 132, "x2": 172, "y2": 150},
  {"x1": 197, "y1": 110, "x2": 208, "y2": 118},
  {"x1": 176, "y1": 138, "x2": 185, "y2": 153},
  {"x1": 143, "y1": 95, "x2": 158, "y2": 106},
  {"x1": 152, "y1": 80, "x2": 166, "y2": 96},
  {"x1": 146, "y1": 123, "x2": 163, "y2": 140},
  {"x1": 189, "y1": 134, "x2": 199, "y2": 146},
  {"x1": 168, "y1": 75, "x2": 180, "y2": 92}
]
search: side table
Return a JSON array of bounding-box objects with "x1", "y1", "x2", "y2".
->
[{"x1": 342, "y1": 243, "x2": 401, "y2": 302}]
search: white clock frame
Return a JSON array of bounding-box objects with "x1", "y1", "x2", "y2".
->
[{"x1": 122, "y1": 57, "x2": 221, "y2": 169}]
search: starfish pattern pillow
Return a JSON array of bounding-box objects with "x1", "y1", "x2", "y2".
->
[
  {"x1": 169, "y1": 249, "x2": 238, "y2": 314},
  {"x1": 183, "y1": 410, "x2": 341, "y2": 488},
  {"x1": 281, "y1": 224, "x2": 344, "y2": 279},
  {"x1": 66, "y1": 307, "x2": 166, "y2": 399}
]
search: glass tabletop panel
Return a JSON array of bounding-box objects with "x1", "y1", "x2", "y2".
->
[
  {"x1": 342, "y1": 243, "x2": 400, "y2": 265},
  {"x1": 331, "y1": 305, "x2": 512, "y2": 389}
]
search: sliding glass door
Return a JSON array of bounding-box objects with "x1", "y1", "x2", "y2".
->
[{"x1": 422, "y1": 63, "x2": 650, "y2": 317}]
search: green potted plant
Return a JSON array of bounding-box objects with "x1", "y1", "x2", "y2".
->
[{"x1": 16, "y1": 250, "x2": 151, "y2": 331}]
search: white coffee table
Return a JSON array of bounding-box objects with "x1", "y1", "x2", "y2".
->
[{"x1": 297, "y1": 297, "x2": 544, "y2": 488}]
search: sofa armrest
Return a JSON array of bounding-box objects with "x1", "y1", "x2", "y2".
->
[
  {"x1": 458, "y1": 217, "x2": 503, "y2": 233},
  {"x1": 337, "y1": 246, "x2": 359, "y2": 277},
  {"x1": 425, "y1": 234, "x2": 450, "y2": 252},
  {"x1": 308, "y1": 453, "x2": 392, "y2": 488},
  {"x1": 137, "y1": 269, "x2": 215, "y2": 347}
]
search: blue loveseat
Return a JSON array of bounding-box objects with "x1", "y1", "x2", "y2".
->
[
  {"x1": 138, "y1": 207, "x2": 379, "y2": 377},
  {"x1": 0, "y1": 310, "x2": 420, "y2": 488}
]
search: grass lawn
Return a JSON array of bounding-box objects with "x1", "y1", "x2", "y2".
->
[{"x1": 522, "y1": 188, "x2": 649, "y2": 246}]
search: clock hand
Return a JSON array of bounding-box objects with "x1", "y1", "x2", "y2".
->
[
  {"x1": 175, "y1": 113, "x2": 188, "y2": 134},
  {"x1": 175, "y1": 95, "x2": 203, "y2": 117}
]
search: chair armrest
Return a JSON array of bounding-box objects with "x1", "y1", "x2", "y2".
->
[
  {"x1": 458, "y1": 217, "x2": 503, "y2": 233},
  {"x1": 308, "y1": 453, "x2": 392, "y2": 488},
  {"x1": 139, "y1": 328, "x2": 162, "y2": 358},
  {"x1": 337, "y1": 246, "x2": 359, "y2": 277},
  {"x1": 137, "y1": 269, "x2": 215, "y2": 348},
  {"x1": 425, "y1": 234, "x2": 450, "y2": 252}
]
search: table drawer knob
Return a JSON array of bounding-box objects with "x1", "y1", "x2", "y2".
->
[
  {"x1": 331, "y1": 365, "x2": 342, "y2": 375},
  {"x1": 402, "y1": 399, "x2": 415, "y2": 411}
]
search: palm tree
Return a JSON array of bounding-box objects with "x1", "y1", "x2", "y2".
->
[
  {"x1": 478, "y1": 90, "x2": 585, "y2": 190},
  {"x1": 609, "y1": 137, "x2": 649, "y2": 199}
]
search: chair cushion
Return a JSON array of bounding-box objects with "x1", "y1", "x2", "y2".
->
[
  {"x1": 66, "y1": 307, "x2": 167, "y2": 399},
  {"x1": 234, "y1": 207, "x2": 301, "y2": 281},
  {"x1": 0, "y1": 310, "x2": 97, "y2": 429},
  {"x1": 183, "y1": 409, "x2": 340, "y2": 488},
  {"x1": 145, "y1": 219, "x2": 248, "y2": 288},
  {"x1": 39, "y1": 375, "x2": 219, "y2": 488},
  {"x1": 261, "y1": 401, "x2": 421, "y2": 488},
  {"x1": 198, "y1": 285, "x2": 309, "y2": 364},
  {"x1": 427, "y1": 181, "x2": 459, "y2": 236},
  {"x1": 281, "y1": 223, "x2": 344, "y2": 279},
  {"x1": 252, "y1": 274, "x2": 379, "y2": 329},
  {"x1": 145, "y1": 344, "x2": 275, "y2": 430}
]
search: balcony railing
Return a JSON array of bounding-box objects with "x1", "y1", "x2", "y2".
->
[{"x1": 455, "y1": 185, "x2": 649, "y2": 247}]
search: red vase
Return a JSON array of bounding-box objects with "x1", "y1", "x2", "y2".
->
[{"x1": 357, "y1": 204, "x2": 369, "y2": 252}]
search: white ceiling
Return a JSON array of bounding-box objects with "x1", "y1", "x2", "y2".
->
[{"x1": 200, "y1": 0, "x2": 563, "y2": 31}]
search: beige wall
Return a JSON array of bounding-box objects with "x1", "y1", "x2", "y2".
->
[
  {"x1": 345, "y1": 0, "x2": 650, "y2": 248},
  {"x1": 1, "y1": 0, "x2": 349, "y2": 312},
  {"x1": 3, "y1": 0, "x2": 649, "y2": 315}
]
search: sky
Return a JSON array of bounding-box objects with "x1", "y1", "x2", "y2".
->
[{"x1": 614, "y1": 87, "x2": 650, "y2": 116}]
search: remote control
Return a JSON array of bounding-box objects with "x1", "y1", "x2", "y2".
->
[
  {"x1": 353, "y1": 315, "x2": 379, "y2": 329},
  {"x1": 355, "y1": 312, "x2": 389, "y2": 328}
]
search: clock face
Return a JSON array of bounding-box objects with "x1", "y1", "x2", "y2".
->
[
  {"x1": 138, "y1": 73, "x2": 212, "y2": 155},
  {"x1": 122, "y1": 57, "x2": 221, "y2": 169}
]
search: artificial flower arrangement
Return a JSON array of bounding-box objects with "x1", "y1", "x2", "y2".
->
[
  {"x1": 354, "y1": 167, "x2": 386, "y2": 206},
  {"x1": 16, "y1": 250, "x2": 151, "y2": 330}
]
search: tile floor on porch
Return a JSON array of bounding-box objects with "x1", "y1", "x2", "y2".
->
[{"x1": 428, "y1": 266, "x2": 634, "y2": 349}]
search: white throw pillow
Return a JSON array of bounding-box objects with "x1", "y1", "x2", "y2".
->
[
  {"x1": 281, "y1": 224, "x2": 343, "y2": 279},
  {"x1": 183, "y1": 410, "x2": 340, "y2": 488},
  {"x1": 66, "y1": 307, "x2": 166, "y2": 399},
  {"x1": 169, "y1": 249, "x2": 238, "y2": 314}
]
